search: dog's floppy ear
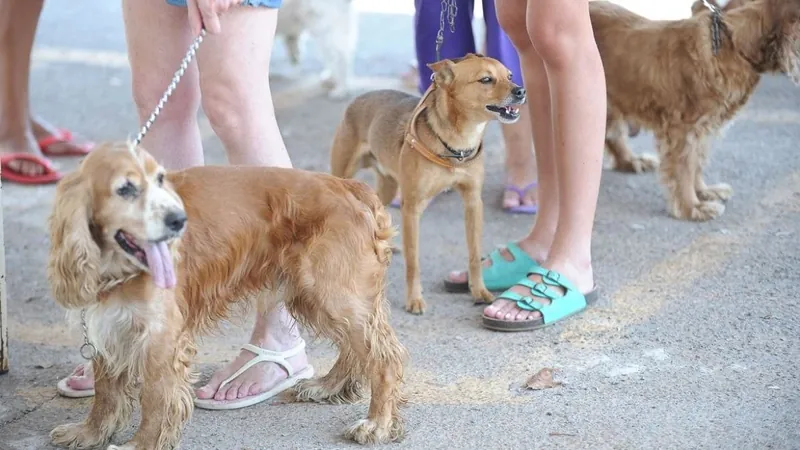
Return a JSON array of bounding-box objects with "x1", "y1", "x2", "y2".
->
[
  {"x1": 46, "y1": 170, "x2": 101, "y2": 309},
  {"x1": 427, "y1": 59, "x2": 456, "y2": 84}
]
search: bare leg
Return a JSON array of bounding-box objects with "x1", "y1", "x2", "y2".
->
[
  {"x1": 61, "y1": 3, "x2": 307, "y2": 404},
  {"x1": 500, "y1": 116, "x2": 539, "y2": 210},
  {"x1": 483, "y1": 0, "x2": 605, "y2": 323},
  {"x1": 193, "y1": 7, "x2": 305, "y2": 400},
  {"x1": 0, "y1": 0, "x2": 48, "y2": 177}
]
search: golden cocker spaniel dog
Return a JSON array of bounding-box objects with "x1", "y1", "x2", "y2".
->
[{"x1": 46, "y1": 141, "x2": 408, "y2": 449}]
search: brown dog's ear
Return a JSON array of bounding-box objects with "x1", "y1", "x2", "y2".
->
[
  {"x1": 46, "y1": 170, "x2": 101, "y2": 309},
  {"x1": 427, "y1": 59, "x2": 456, "y2": 84}
]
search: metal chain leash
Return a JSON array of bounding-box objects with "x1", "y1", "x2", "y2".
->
[
  {"x1": 702, "y1": 0, "x2": 723, "y2": 56},
  {"x1": 435, "y1": 0, "x2": 458, "y2": 62},
  {"x1": 78, "y1": 29, "x2": 208, "y2": 361},
  {"x1": 79, "y1": 309, "x2": 96, "y2": 360},
  {"x1": 133, "y1": 29, "x2": 208, "y2": 146}
]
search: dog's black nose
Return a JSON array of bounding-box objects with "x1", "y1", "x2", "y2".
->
[
  {"x1": 164, "y1": 210, "x2": 187, "y2": 232},
  {"x1": 512, "y1": 86, "x2": 526, "y2": 99}
]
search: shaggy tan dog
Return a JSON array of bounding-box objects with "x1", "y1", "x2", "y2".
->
[
  {"x1": 47, "y1": 142, "x2": 407, "y2": 449},
  {"x1": 594, "y1": 0, "x2": 800, "y2": 221}
]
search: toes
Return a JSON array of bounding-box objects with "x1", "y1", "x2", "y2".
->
[
  {"x1": 226, "y1": 383, "x2": 242, "y2": 401},
  {"x1": 497, "y1": 301, "x2": 519, "y2": 320},
  {"x1": 249, "y1": 382, "x2": 267, "y2": 397},
  {"x1": 238, "y1": 382, "x2": 255, "y2": 399},
  {"x1": 67, "y1": 375, "x2": 93, "y2": 390},
  {"x1": 447, "y1": 270, "x2": 468, "y2": 283},
  {"x1": 483, "y1": 299, "x2": 508, "y2": 317}
]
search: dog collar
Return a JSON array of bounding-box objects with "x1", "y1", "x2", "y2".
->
[{"x1": 404, "y1": 85, "x2": 482, "y2": 171}]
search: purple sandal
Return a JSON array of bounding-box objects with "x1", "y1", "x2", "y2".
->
[{"x1": 503, "y1": 182, "x2": 538, "y2": 214}]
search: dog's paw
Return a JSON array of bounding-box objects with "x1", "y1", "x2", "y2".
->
[
  {"x1": 345, "y1": 419, "x2": 401, "y2": 445},
  {"x1": 697, "y1": 183, "x2": 733, "y2": 202},
  {"x1": 470, "y1": 287, "x2": 494, "y2": 305},
  {"x1": 676, "y1": 201, "x2": 725, "y2": 221},
  {"x1": 405, "y1": 297, "x2": 426, "y2": 315},
  {"x1": 50, "y1": 422, "x2": 107, "y2": 449},
  {"x1": 613, "y1": 153, "x2": 659, "y2": 173}
]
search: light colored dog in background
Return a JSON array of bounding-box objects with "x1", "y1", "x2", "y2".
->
[
  {"x1": 276, "y1": 0, "x2": 357, "y2": 99},
  {"x1": 593, "y1": 0, "x2": 800, "y2": 221}
]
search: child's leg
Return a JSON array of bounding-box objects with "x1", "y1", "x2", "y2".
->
[{"x1": 482, "y1": 0, "x2": 538, "y2": 214}]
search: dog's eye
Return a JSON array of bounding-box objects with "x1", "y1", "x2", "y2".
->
[
  {"x1": 116, "y1": 181, "x2": 138, "y2": 199},
  {"x1": 507, "y1": 73, "x2": 513, "y2": 80},
  {"x1": 479, "y1": 76, "x2": 494, "y2": 84},
  {"x1": 156, "y1": 173, "x2": 165, "y2": 186}
]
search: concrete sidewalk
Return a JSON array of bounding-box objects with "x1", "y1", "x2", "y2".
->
[{"x1": 1, "y1": 1, "x2": 799, "y2": 449}]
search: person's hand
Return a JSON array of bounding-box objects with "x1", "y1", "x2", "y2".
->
[{"x1": 187, "y1": 0, "x2": 242, "y2": 36}]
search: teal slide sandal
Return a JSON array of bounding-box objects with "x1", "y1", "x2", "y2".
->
[
  {"x1": 482, "y1": 266, "x2": 598, "y2": 332},
  {"x1": 443, "y1": 242, "x2": 540, "y2": 293}
]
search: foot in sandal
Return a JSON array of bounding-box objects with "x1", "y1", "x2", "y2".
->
[
  {"x1": 57, "y1": 363, "x2": 96, "y2": 398},
  {"x1": 443, "y1": 241, "x2": 542, "y2": 294},
  {"x1": 481, "y1": 260, "x2": 597, "y2": 332},
  {"x1": 193, "y1": 338, "x2": 313, "y2": 410}
]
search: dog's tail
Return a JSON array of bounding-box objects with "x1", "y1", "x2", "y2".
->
[
  {"x1": 329, "y1": 115, "x2": 368, "y2": 179},
  {"x1": 342, "y1": 179, "x2": 396, "y2": 266}
]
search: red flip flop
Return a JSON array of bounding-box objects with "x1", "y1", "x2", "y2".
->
[
  {"x1": 37, "y1": 128, "x2": 94, "y2": 157},
  {"x1": 1, "y1": 153, "x2": 63, "y2": 185}
]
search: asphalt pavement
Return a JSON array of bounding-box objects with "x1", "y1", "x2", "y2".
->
[{"x1": 0, "y1": 1, "x2": 798, "y2": 449}]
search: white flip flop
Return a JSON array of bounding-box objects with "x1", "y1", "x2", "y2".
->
[
  {"x1": 193, "y1": 341, "x2": 314, "y2": 411},
  {"x1": 56, "y1": 362, "x2": 96, "y2": 398}
]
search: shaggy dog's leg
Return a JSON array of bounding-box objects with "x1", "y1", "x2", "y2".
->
[
  {"x1": 694, "y1": 137, "x2": 733, "y2": 202},
  {"x1": 121, "y1": 334, "x2": 195, "y2": 450},
  {"x1": 657, "y1": 130, "x2": 725, "y2": 221},
  {"x1": 50, "y1": 357, "x2": 135, "y2": 449},
  {"x1": 342, "y1": 296, "x2": 408, "y2": 444},
  {"x1": 606, "y1": 116, "x2": 658, "y2": 173},
  {"x1": 293, "y1": 345, "x2": 366, "y2": 404}
]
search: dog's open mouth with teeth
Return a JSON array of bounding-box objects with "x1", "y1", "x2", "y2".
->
[
  {"x1": 114, "y1": 230, "x2": 177, "y2": 289},
  {"x1": 486, "y1": 103, "x2": 523, "y2": 123}
]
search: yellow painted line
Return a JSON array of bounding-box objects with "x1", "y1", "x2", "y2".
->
[{"x1": 561, "y1": 170, "x2": 800, "y2": 345}]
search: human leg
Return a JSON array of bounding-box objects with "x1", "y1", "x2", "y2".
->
[
  {"x1": 444, "y1": 0, "x2": 556, "y2": 290},
  {"x1": 56, "y1": 0, "x2": 204, "y2": 395},
  {"x1": 189, "y1": 4, "x2": 308, "y2": 405},
  {"x1": 483, "y1": 0, "x2": 605, "y2": 328},
  {"x1": 59, "y1": 1, "x2": 308, "y2": 404},
  {"x1": 482, "y1": 0, "x2": 538, "y2": 213},
  {"x1": 0, "y1": 0, "x2": 56, "y2": 180}
]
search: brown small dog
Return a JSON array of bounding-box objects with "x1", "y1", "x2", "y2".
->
[
  {"x1": 329, "y1": 53, "x2": 526, "y2": 314},
  {"x1": 47, "y1": 142, "x2": 408, "y2": 449},
  {"x1": 593, "y1": 0, "x2": 800, "y2": 221}
]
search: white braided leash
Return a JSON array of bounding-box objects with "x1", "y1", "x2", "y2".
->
[{"x1": 132, "y1": 28, "x2": 208, "y2": 146}]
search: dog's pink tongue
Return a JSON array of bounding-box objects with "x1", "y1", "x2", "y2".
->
[{"x1": 145, "y1": 242, "x2": 176, "y2": 289}]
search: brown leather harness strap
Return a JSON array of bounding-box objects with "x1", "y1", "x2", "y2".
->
[{"x1": 403, "y1": 84, "x2": 481, "y2": 172}]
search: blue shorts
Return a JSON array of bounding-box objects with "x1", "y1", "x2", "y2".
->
[{"x1": 165, "y1": 0, "x2": 282, "y2": 7}]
